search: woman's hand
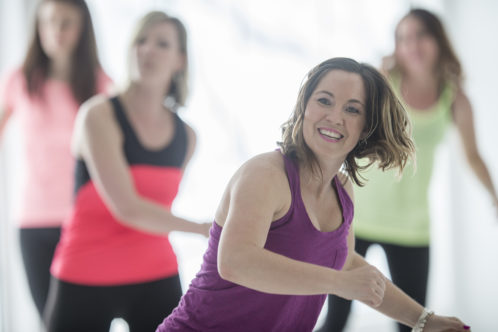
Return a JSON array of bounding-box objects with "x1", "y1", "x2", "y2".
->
[
  {"x1": 423, "y1": 314, "x2": 470, "y2": 331},
  {"x1": 197, "y1": 222, "x2": 212, "y2": 238},
  {"x1": 335, "y1": 264, "x2": 387, "y2": 307}
]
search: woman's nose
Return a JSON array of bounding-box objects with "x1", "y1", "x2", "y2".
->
[{"x1": 325, "y1": 107, "x2": 344, "y2": 125}]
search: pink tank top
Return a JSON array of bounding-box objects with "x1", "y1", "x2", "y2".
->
[{"x1": 0, "y1": 68, "x2": 112, "y2": 227}]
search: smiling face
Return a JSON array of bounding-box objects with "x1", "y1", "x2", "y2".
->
[
  {"x1": 395, "y1": 15, "x2": 439, "y2": 76},
  {"x1": 131, "y1": 21, "x2": 185, "y2": 87},
  {"x1": 38, "y1": 1, "x2": 83, "y2": 60},
  {"x1": 302, "y1": 69, "x2": 367, "y2": 164}
]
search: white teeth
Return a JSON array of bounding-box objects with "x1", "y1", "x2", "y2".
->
[{"x1": 319, "y1": 129, "x2": 343, "y2": 139}]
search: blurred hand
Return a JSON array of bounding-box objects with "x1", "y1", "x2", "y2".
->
[
  {"x1": 335, "y1": 265, "x2": 386, "y2": 307},
  {"x1": 197, "y1": 222, "x2": 212, "y2": 238},
  {"x1": 424, "y1": 314, "x2": 470, "y2": 332}
]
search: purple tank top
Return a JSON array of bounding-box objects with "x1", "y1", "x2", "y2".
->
[{"x1": 157, "y1": 152, "x2": 354, "y2": 332}]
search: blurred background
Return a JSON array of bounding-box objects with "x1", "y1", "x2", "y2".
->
[{"x1": 0, "y1": 0, "x2": 497, "y2": 331}]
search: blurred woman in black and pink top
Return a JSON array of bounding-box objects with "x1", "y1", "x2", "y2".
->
[{"x1": 44, "y1": 11, "x2": 210, "y2": 332}]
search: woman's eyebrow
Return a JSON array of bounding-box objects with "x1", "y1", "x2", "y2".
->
[
  {"x1": 316, "y1": 90, "x2": 333, "y2": 97},
  {"x1": 348, "y1": 99, "x2": 365, "y2": 107}
]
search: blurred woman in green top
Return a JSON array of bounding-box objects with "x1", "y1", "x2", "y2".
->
[{"x1": 318, "y1": 8, "x2": 497, "y2": 332}]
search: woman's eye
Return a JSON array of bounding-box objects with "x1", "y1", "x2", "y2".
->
[
  {"x1": 346, "y1": 106, "x2": 360, "y2": 114},
  {"x1": 137, "y1": 37, "x2": 146, "y2": 45},
  {"x1": 318, "y1": 98, "x2": 331, "y2": 105},
  {"x1": 158, "y1": 41, "x2": 170, "y2": 48}
]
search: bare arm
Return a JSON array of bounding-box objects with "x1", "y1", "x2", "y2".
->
[
  {"x1": 0, "y1": 105, "x2": 12, "y2": 140},
  {"x1": 217, "y1": 157, "x2": 470, "y2": 330},
  {"x1": 347, "y1": 252, "x2": 423, "y2": 327},
  {"x1": 339, "y1": 177, "x2": 470, "y2": 331},
  {"x1": 453, "y1": 88, "x2": 498, "y2": 209},
  {"x1": 73, "y1": 97, "x2": 209, "y2": 236},
  {"x1": 217, "y1": 156, "x2": 384, "y2": 305},
  {"x1": 346, "y1": 253, "x2": 469, "y2": 331},
  {"x1": 0, "y1": 70, "x2": 16, "y2": 140}
]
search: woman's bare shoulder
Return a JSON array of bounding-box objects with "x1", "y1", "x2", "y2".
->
[{"x1": 235, "y1": 151, "x2": 287, "y2": 183}]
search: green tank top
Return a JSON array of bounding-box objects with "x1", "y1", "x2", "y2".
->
[{"x1": 353, "y1": 73, "x2": 455, "y2": 246}]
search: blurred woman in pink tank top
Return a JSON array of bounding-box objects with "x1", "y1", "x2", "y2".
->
[{"x1": 0, "y1": 0, "x2": 111, "y2": 319}]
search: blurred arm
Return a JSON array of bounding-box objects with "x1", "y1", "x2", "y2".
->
[
  {"x1": 72, "y1": 96, "x2": 208, "y2": 236},
  {"x1": 452, "y1": 88, "x2": 498, "y2": 207}
]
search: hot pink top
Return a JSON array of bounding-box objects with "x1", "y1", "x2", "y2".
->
[{"x1": 0, "y1": 68, "x2": 112, "y2": 228}]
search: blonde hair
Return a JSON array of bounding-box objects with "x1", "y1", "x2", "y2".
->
[
  {"x1": 128, "y1": 11, "x2": 189, "y2": 107},
  {"x1": 279, "y1": 57, "x2": 415, "y2": 186}
]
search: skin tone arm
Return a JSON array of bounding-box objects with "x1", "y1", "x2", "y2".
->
[
  {"x1": 217, "y1": 155, "x2": 385, "y2": 302},
  {"x1": 341, "y1": 175, "x2": 468, "y2": 331},
  {"x1": 217, "y1": 153, "x2": 469, "y2": 331},
  {"x1": 0, "y1": 106, "x2": 13, "y2": 140},
  {"x1": 345, "y1": 252, "x2": 468, "y2": 331},
  {"x1": 452, "y1": 88, "x2": 498, "y2": 211},
  {"x1": 72, "y1": 96, "x2": 210, "y2": 237}
]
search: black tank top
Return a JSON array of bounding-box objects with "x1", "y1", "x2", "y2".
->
[{"x1": 74, "y1": 96, "x2": 188, "y2": 195}]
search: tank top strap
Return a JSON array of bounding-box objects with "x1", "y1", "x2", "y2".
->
[
  {"x1": 109, "y1": 96, "x2": 137, "y2": 145},
  {"x1": 268, "y1": 150, "x2": 301, "y2": 229},
  {"x1": 279, "y1": 150, "x2": 302, "y2": 203},
  {"x1": 171, "y1": 112, "x2": 188, "y2": 151}
]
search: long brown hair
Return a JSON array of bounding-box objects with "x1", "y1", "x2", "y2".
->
[
  {"x1": 279, "y1": 57, "x2": 415, "y2": 186},
  {"x1": 128, "y1": 11, "x2": 189, "y2": 107},
  {"x1": 22, "y1": 0, "x2": 101, "y2": 104},
  {"x1": 390, "y1": 8, "x2": 462, "y2": 86}
]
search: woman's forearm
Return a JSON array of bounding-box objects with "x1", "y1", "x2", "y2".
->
[
  {"x1": 219, "y1": 246, "x2": 386, "y2": 308},
  {"x1": 114, "y1": 196, "x2": 206, "y2": 236},
  {"x1": 373, "y1": 278, "x2": 423, "y2": 328},
  {"x1": 350, "y1": 254, "x2": 423, "y2": 328},
  {"x1": 467, "y1": 154, "x2": 498, "y2": 202},
  {"x1": 218, "y1": 244, "x2": 341, "y2": 295}
]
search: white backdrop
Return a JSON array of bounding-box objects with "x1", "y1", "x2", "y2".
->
[{"x1": 0, "y1": 1, "x2": 497, "y2": 331}]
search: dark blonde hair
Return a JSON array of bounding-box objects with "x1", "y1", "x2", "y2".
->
[
  {"x1": 390, "y1": 8, "x2": 462, "y2": 86},
  {"x1": 22, "y1": 0, "x2": 101, "y2": 104},
  {"x1": 128, "y1": 11, "x2": 189, "y2": 107},
  {"x1": 279, "y1": 57, "x2": 415, "y2": 186}
]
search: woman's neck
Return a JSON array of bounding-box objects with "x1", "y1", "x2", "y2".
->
[
  {"x1": 48, "y1": 56, "x2": 72, "y2": 81},
  {"x1": 402, "y1": 70, "x2": 439, "y2": 92},
  {"x1": 122, "y1": 83, "x2": 167, "y2": 117},
  {"x1": 300, "y1": 157, "x2": 342, "y2": 197}
]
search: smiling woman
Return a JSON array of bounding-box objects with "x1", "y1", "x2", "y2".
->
[
  {"x1": 155, "y1": 58, "x2": 469, "y2": 332},
  {"x1": 279, "y1": 58, "x2": 413, "y2": 187}
]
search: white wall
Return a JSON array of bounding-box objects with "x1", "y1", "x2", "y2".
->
[
  {"x1": 0, "y1": 1, "x2": 40, "y2": 331},
  {"x1": 442, "y1": 0, "x2": 498, "y2": 329}
]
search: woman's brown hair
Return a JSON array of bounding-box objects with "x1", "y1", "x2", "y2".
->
[
  {"x1": 22, "y1": 0, "x2": 101, "y2": 104},
  {"x1": 390, "y1": 8, "x2": 462, "y2": 86},
  {"x1": 279, "y1": 57, "x2": 415, "y2": 186},
  {"x1": 127, "y1": 11, "x2": 189, "y2": 107}
]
